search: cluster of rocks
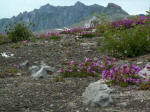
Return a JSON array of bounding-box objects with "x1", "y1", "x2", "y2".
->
[{"x1": 19, "y1": 60, "x2": 56, "y2": 79}]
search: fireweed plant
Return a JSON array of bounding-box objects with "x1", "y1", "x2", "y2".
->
[
  {"x1": 58, "y1": 56, "x2": 150, "y2": 89},
  {"x1": 98, "y1": 16, "x2": 150, "y2": 57},
  {"x1": 58, "y1": 56, "x2": 116, "y2": 77},
  {"x1": 96, "y1": 16, "x2": 150, "y2": 33},
  {"x1": 58, "y1": 56, "x2": 115, "y2": 78},
  {"x1": 60, "y1": 26, "x2": 94, "y2": 35},
  {"x1": 102, "y1": 64, "x2": 141, "y2": 87},
  {"x1": 111, "y1": 16, "x2": 150, "y2": 30},
  {"x1": 45, "y1": 32, "x2": 62, "y2": 40},
  {"x1": 37, "y1": 32, "x2": 62, "y2": 40}
]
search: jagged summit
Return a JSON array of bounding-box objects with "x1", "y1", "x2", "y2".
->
[
  {"x1": 0, "y1": 2, "x2": 129, "y2": 33},
  {"x1": 107, "y1": 3, "x2": 122, "y2": 9},
  {"x1": 104, "y1": 3, "x2": 128, "y2": 16},
  {"x1": 40, "y1": 3, "x2": 55, "y2": 10},
  {"x1": 74, "y1": 1, "x2": 85, "y2": 6}
]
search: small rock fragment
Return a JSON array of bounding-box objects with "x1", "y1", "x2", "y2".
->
[
  {"x1": 31, "y1": 65, "x2": 48, "y2": 79},
  {"x1": 0, "y1": 52, "x2": 14, "y2": 58},
  {"x1": 30, "y1": 63, "x2": 56, "y2": 79},
  {"x1": 20, "y1": 60, "x2": 29, "y2": 67},
  {"x1": 138, "y1": 63, "x2": 150, "y2": 82},
  {"x1": 16, "y1": 73, "x2": 22, "y2": 76},
  {"x1": 137, "y1": 62, "x2": 143, "y2": 65}
]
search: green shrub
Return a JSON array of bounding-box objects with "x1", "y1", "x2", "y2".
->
[
  {"x1": 98, "y1": 23, "x2": 150, "y2": 57},
  {"x1": 0, "y1": 67, "x2": 18, "y2": 78},
  {"x1": 96, "y1": 23, "x2": 109, "y2": 35},
  {"x1": 0, "y1": 35, "x2": 10, "y2": 45},
  {"x1": 7, "y1": 22, "x2": 32, "y2": 42},
  {"x1": 10, "y1": 43, "x2": 21, "y2": 49},
  {"x1": 49, "y1": 36, "x2": 61, "y2": 40},
  {"x1": 79, "y1": 33, "x2": 95, "y2": 38}
]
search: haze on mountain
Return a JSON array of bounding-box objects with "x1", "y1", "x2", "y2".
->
[{"x1": 0, "y1": 1, "x2": 129, "y2": 33}]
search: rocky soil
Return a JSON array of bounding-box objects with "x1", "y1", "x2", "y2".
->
[{"x1": 0, "y1": 37, "x2": 150, "y2": 112}]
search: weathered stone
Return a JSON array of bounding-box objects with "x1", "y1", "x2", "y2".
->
[
  {"x1": 92, "y1": 29, "x2": 96, "y2": 33},
  {"x1": 82, "y1": 79, "x2": 112, "y2": 107},
  {"x1": 16, "y1": 73, "x2": 22, "y2": 76},
  {"x1": 30, "y1": 65, "x2": 47, "y2": 79},
  {"x1": 0, "y1": 52, "x2": 14, "y2": 58},
  {"x1": 137, "y1": 62, "x2": 143, "y2": 65},
  {"x1": 80, "y1": 42, "x2": 96, "y2": 47},
  {"x1": 29, "y1": 66, "x2": 39, "y2": 74},
  {"x1": 20, "y1": 60, "x2": 29, "y2": 67},
  {"x1": 138, "y1": 63, "x2": 150, "y2": 82},
  {"x1": 29, "y1": 63, "x2": 56, "y2": 79}
]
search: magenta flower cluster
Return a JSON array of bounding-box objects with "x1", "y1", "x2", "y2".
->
[
  {"x1": 102, "y1": 64, "x2": 141, "y2": 85},
  {"x1": 61, "y1": 26, "x2": 94, "y2": 34},
  {"x1": 45, "y1": 32, "x2": 60, "y2": 37},
  {"x1": 58, "y1": 56, "x2": 115, "y2": 76},
  {"x1": 58, "y1": 56, "x2": 144, "y2": 87},
  {"x1": 37, "y1": 32, "x2": 61, "y2": 38},
  {"x1": 58, "y1": 57, "x2": 103, "y2": 74},
  {"x1": 112, "y1": 16, "x2": 150, "y2": 29}
]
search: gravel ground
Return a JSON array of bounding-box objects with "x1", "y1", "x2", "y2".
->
[{"x1": 0, "y1": 37, "x2": 150, "y2": 112}]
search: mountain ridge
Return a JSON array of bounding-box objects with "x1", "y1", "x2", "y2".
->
[{"x1": 0, "y1": 1, "x2": 129, "y2": 33}]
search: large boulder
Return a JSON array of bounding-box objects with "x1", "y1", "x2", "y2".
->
[{"x1": 82, "y1": 79, "x2": 113, "y2": 107}]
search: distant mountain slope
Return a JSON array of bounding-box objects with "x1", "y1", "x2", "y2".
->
[{"x1": 0, "y1": 1, "x2": 129, "y2": 33}]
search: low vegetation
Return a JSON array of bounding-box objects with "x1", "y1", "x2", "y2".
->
[
  {"x1": 97, "y1": 16, "x2": 150, "y2": 57},
  {"x1": 1, "y1": 10, "x2": 150, "y2": 90},
  {"x1": 58, "y1": 56, "x2": 115, "y2": 78},
  {"x1": 0, "y1": 34, "x2": 10, "y2": 45},
  {"x1": 6, "y1": 22, "x2": 32, "y2": 42},
  {"x1": 0, "y1": 67, "x2": 18, "y2": 78}
]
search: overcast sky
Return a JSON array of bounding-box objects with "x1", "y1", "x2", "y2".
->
[{"x1": 0, "y1": 0, "x2": 150, "y2": 19}]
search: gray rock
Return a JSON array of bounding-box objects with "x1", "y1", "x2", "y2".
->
[
  {"x1": 29, "y1": 63, "x2": 56, "y2": 79},
  {"x1": 16, "y1": 73, "x2": 22, "y2": 76},
  {"x1": 46, "y1": 66, "x2": 56, "y2": 73},
  {"x1": 92, "y1": 29, "x2": 96, "y2": 33},
  {"x1": 20, "y1": 60, "x2": 29, "y2": 67},
  {"x1": 80, "y1": 42, "x2": 96, "y2": 47},
  {"x1": 0, "y1": 52, "x2": 14, "y2": 58},
  {"x1": 138, "y1": 63, "x2": 150, "y2": 82},
  {"x1": 41, "y1": 61, "x2": 56, "y2": 73},
  {"x1": 82, "y1": 79, "x2": 112, "y2": 107},
  {"x1": 30, "y1": 65, "x2": 48, "y2": 79},
  {"x1": 29, "y1": 66, "x2": 40, "y2": 74}
]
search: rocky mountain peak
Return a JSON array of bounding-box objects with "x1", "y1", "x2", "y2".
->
[
  {"x1": 40, "y1": 3, "x2": 55, "y2": 10},
  {"x1": 0, "y1": 2, "x2": 129, "y2": 33},
  {"x1": 107, "y1": 3, "x2": 122, "y2": 9},
  {"x1": 74, "y1": 1, "x2": 85, "y2": 6}
]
